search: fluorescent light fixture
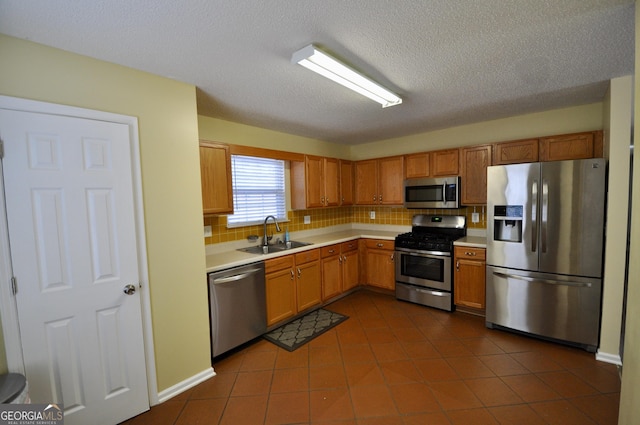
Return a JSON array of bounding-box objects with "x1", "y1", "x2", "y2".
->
[{"x1": 291, "y1": 44, "x2": 402, "y2": 108}]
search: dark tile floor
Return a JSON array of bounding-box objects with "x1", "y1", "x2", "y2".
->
[{"x1": 121, "y1": 290, "x2": 621, "y2": 425}]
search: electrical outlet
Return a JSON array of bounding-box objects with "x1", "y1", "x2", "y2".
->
[
  {"x1": 472, "y1": 212, "x2": 480, "y2": 223},
  {"x1": 369, "y1": 211, "x2": 375, "y2": 219},
  {"x1": 304, "y1": 215, "x2": 311, "y2": 224},
  {"x1": 203, "y1": 225, "x2": 212, "y2": 237}
]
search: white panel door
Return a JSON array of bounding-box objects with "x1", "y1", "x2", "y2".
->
[{"x1": 0, "y1": 109, "x2": 149, "y2": 424}]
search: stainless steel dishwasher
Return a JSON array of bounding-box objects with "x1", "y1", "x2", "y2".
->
[{"x1": 208, "y1": 262, "x2": 266, "y2": 357}]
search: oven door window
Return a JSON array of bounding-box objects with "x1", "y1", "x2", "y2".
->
[{"x1": 400, "y1": 253, "x2": 445, "y2": 282}]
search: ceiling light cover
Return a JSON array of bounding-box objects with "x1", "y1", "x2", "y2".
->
[{"x1": 292, "y1": 44, "x2": 402, "y2": 108}]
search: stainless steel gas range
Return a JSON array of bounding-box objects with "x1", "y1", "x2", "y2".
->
[{"x1": 395, "y1": 215, "x2": 467, "y2": 311}]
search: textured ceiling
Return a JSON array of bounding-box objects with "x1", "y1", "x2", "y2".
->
[{"x1": 0, "y1": 1, "x2": 634, "y2": 145}]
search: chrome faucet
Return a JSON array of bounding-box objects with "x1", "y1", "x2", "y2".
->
[{"x1": 263, "y1": 215, "x2": 281, "y2": 246}]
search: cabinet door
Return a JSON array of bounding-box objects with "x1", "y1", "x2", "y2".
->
[
  {"x1": 354, "y1": 159, "x2": 378, "y2": 205},
  {"x1": 539, "y1": 132, "x2": 595, "y2": 162},
  {"x1": 321, "y1": 253, "x2": 342, "y2": 301},
  {"x1": 454, "y1": 258, "x2": 486, "y2": 309},
  {"x1": 378, "y1": 156, "x2": 404, "y2": 205},
  {"x1": 460, "y1": 145, "x2": 492, "y2": 205},
  {"x1": 454, "y1": 247, "x2": 486, "y2": 310},
  {"x1": 266, "y1": 267, "x2": 296, "y2": 326},
  {"x1": 493, "y1": 138, "x2": 539, "y2": 165},
  {"x1": 305, "y1": 155, "x2": 325, "y2": 208},
  {"x1": 199, "y1": 141, "x2": 233, "y2": 215},
  {"x1": 324, "y1": 157, "x2": 340, "y2": 207},
  {"x1": 366, "y1": 249, "x2": 395, "y2": 290},
  {"x1": 342, "y1": 249, "x2": 359, "y2": 291},
  {"x1": 340, "y1": 160, "x2": 354, "y2": 206},
  {"x1": 296, "y1": 260, "x2": 322, "y2": 312},
  {"x1": 405, "y1": 152, "x2": 430, "y2": 178},
  {"x1": 431, "y1": 149, "x2": 459, "y2": 176}
]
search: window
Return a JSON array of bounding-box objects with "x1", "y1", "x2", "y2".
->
[{"x1": 227, "y1": 155, "x2": 286, "y2": 227}]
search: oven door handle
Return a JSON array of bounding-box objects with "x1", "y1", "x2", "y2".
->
[
  {"x1": 395, "y1": 248, "x2": 451, "y2": 258},
  {"x1": 415, "y1": 288, "x2": 448, "y2": 297}
]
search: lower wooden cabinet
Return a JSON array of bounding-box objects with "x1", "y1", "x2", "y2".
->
[
  {"x1": 321, "y1": 241, "x2": 360, "y2": 301},
  {"x1": 453, "y1": 246, "x2": 486, "y2": 311},
  {"x1": 265, "y1": 256, "x2": 296, "y2": 326},
  {"x1": 363, "y1": 239, "x2": 395, "y2": 290},
  {"x1": 265, "y1": 249, "x2": 321, "y2": 326},
  {"x1": 341, "y1": 241, "x2": 359, "y2": 292}
]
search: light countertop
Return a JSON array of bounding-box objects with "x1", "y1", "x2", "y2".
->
[
  {"x1": 205, "y1": 226, "x2": 403, "y2": 273},
  {"x1": 454, "y1": 235, "x2": 487, "y2": 248}
]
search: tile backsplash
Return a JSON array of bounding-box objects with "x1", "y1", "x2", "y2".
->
[{"x1": 203, "y1": 206, "x2": 486, "y2": 245}]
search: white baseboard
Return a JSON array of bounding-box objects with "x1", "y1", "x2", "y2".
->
[
  {"x1": 596, "y1": 350, "x2": 622, "y2": 366},
  {"x1": 155, "y1": 367, "x2": 216, "y2": 405}
]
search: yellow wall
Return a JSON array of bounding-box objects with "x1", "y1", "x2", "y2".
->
[
  {"x1": 198, "y1": 115, "x2": 351, "y2": 159},
  {"x1": 351, "y1": 103, "x2": 603, "y2": 160},
  {"x1": 618, "y1": 2, "x2": 639, "y2": 422},
  {"x1": 0, "y1": 34, "x2": 211, "y2": 392}
]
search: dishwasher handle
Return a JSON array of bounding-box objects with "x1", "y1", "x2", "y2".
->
[{"x1": 212, "y1": 268, "x2": 263, "y2": 285}]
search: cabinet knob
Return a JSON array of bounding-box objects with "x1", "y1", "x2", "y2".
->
[
  {"x1": 328, "y1": 249, "x2": 335, "y2": 254},
  {"x1": 456, "y1": 260, "x2": 460, "y2": 271},
  {"x1": 377, "y1": 243, "x2": 384, "y2": 247},
  {"x1": 342, "y1": 255, "x2": 347, "y2": 262},
  {"x1": 379, "y1": 195, "x2": 383, "y2": 203},
  {"x1": 465, "y1": 251, "x2": 476, "y2": 256},
  {"x1": 297, "y1": 267, "x2": 302, "y2": 278},
  {"x1": 290, "y1": 270, "x2": 294, "y2": 280}
]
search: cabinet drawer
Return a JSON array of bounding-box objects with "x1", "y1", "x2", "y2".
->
[
  {"x1": 321, "y1": 244, "x2": 340, "y2": 258},
  {"x1": 265, "y1": 255, "x2": 294, "y2": 274},
  {"x1": 364, "y1": 239, "x2": 394, "y2": 250},
  {"x1": 341, "y1": 240, "x2": 359, "y2": 253},
  {"x1": 295, "y1": 248, "x2": 320, "y2": 264},
  {"x1": 454, "y1": 246, "x2": 486, "y2": 261}
]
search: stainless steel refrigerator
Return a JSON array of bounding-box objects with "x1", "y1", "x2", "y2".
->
[{"x1": 486, "y1": 158, "x2": 607, "y2": 352}]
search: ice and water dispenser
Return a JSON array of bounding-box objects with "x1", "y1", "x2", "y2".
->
[{"x1": 493, "y1": 205, "x2": 523, "y2": 243}]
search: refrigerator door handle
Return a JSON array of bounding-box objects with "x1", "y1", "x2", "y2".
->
[
  {"x1": 541, "y1": 180, "x2": 548, "y2": 253},
  {"x1": 531, "y1": 180, "x2": 538, "y2": 252},
  {"x1": 492, "y1": 271, "x2": 593, "y2": 288}
]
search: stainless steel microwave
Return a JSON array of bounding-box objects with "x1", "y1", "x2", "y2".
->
[{"x1": 403, "y1": 176, "x2": 461, "y2": 209}]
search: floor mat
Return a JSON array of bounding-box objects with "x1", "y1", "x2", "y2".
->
[{"x1": 263, "y1": 308, "x2": 348, "y2": 351}]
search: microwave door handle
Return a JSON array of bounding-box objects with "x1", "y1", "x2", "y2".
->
[
  {"x1": 541, "y1": 180, "x2": 548, "y2": 253},
  {"x1": 442, "y1": 183, "x2": 447, "y2": 205},
  {"x1": 531, "y1": 179, "x2": 538, "y2": 253}
]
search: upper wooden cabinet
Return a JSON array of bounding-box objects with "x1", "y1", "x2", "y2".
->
[
  {"x1": 354, "y1": 156, "x2": 404, "y2": 205},
  {"x1": 460, "y1": 145, "x2": 492, "y2": 205},
  {"x1": 431, "y1": 149, "x2": 459, "y2": 176},
  {"x1": 199, "y1": 141, "x2": 233, "y2": 215},
  {"x1": 493, "y1": 138, "x2": 539, "y2": 165},
  {"x1": 339, "y1": 160, "x2": 354, "y2": 206},
  {"x1": 405, "y1": 152, "x2": 430, "y2": 178},
  {"x1": 291, "y1": 155, "x2": 340, "y2": 209},
  {"x1": 539, "y1": 131, "x2": 602, "y2": 162}
]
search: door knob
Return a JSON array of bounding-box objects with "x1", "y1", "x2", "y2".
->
[{"x1": 123, "y1": 284, "x2": 137, "y2": 295}]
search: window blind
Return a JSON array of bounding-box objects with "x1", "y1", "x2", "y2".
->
[{"x1": 227, "y1": 155, "x2": 286, "y2": 227}]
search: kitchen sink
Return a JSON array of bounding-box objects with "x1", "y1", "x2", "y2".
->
[{"x1": 237, "y1": 241, "x2": 313, "y2": 255}]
